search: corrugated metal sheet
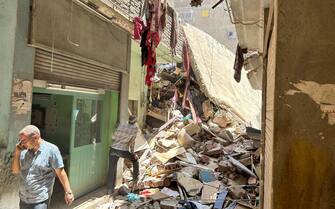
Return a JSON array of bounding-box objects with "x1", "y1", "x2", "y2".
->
[{"x1": 34, "y1": 48, "x2": 121, "y2": 90}]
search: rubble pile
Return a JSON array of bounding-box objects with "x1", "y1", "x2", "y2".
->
[
  {"x1": 103, "y1": 64, "x2": 262, "y2": 209},
  {"x1": 190, "y1": 0, "x2": 204, "y2": 7}
]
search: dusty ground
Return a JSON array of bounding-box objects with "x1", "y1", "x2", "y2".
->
[{"x1": 50, "y1": 186, "x2": 109, "y2": 209}]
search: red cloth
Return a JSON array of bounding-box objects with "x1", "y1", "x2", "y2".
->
[
  {"x1": 142, "y1": 0, "x2": 165, "y2": 86},
  {"x1": 145, "y1": 46, "x2": 156, "y2": 86},
  {"x1": 133, "y1": 17, "x2": 144, "y2": 40}
]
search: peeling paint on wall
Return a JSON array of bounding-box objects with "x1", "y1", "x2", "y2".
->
[
  {"x1": 11, "y1": 79, "x2": 32, "y2": 115},
  {"x1": 286, "y1": 80, "x2": 335, "y2": 125}
]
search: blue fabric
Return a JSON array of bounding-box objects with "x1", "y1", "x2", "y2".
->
[{"x1": 19, "y1": 141, "x2": 64, "y2": 204}]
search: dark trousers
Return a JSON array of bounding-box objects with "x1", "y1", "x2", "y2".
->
[
  {"x1": 107, "y1": 148, "x2": 139, "y2": 193},
  {"x1": 20, "y1": 199, "x2": 49, "y2": 209}
]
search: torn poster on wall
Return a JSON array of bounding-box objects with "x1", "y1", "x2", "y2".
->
[
  {"x1": 286, "y1": 80, "x2": 335, "y2": 125},
  {"x1": 12, "y1": 79, "x2": 32, "y2": 115}
]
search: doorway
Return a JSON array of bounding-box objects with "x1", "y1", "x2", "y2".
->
[
  {"x1": 31, "y1": 88, "x2": 109, "y2": 203},
  {"x1": 31, "y1": 92, "x2": 73, "y2": 205}
]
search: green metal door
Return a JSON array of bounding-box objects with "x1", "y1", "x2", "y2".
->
[
  {"x1": 32, "y1": 88, "x2": 119, "y2": 197},
  {"x1": 69, "y1": 95, "x2": 106, "y2": 196}
]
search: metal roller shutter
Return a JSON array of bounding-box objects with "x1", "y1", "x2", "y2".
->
[{"x1": 34, "y1": 48, "x2": 122, "y2": 91}]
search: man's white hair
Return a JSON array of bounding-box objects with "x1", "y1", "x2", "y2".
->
[{"x1": 19, "y1": 125, "x2": 41, "y2": 138}]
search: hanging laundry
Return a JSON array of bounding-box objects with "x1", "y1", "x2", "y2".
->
[
  {"x1": 182, "y1": 42, "x2": 191, "y2": 109},
  {"x1": 149, "y1": 0, "x2": 162, "y2": 47},
  {"x1": 141, "y1": 29, "x2": 149, "y2": 66},
  {"x1": 168, "y1": 6, "x2": 178, "y2": 55},
  {"x1": 233, "y1": 44, "x2": 248, "y2": 83},
  {"x1": 142, "y1": 0, "x2": 170, "y2": 86},
  {"x1": 161, "y1": 0, "x2": 168, "y2": 29},
  {"x1": 145, "y1": 46, "x2": 157, "y2": 86},
  {"x1": 133, "y1": 17, "x2": 144, "y2": 40}
]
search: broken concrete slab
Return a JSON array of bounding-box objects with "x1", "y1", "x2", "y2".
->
[
  {"x1": 160, "y1": 199, "x2": 180, "y2": 209},
  {"x1": 177, "y1": 172, "x2": 203, "y2": 196},
  {"x1": 160, "y1": 187, "x2": 180, "y2": 198},
  {"x1": 177, "y1": 152, "x2": 197, "y2": 165},
  {"x1": 213, "y1": 115, "x2": 231, "y2": 128},
  {"x1": 184, "y1": 123, "x2": 201, "y2": 136},
  {"x1": 201, "y1": 181, "x2": 221, "y2": 203},
  {"x1": 152, "y1": 147, "x2": 186, "y2": 164},
  {"x1": 180, "y1": 166, "x2": 199, "y2": 178},
  {"x1": 177, "y1": 129, "x2": 196, "y2": 148}
]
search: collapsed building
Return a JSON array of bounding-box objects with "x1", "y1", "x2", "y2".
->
[{"x1": 98, "y1": 24, "x2": 262, "y2": 209}]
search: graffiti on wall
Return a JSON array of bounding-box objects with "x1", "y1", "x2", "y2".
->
[{"x1": 11, "y1": 79, "x2": 32, "y2": 115}]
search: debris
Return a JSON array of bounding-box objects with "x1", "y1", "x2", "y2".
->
[
  {"x1": 152, "y1": 147, "x2": 186, "y2": 164},
  {"x1": 218, "y1": 161, "x2": 236, "y2": 174},
  {"x1": 199, "y1": 169, "x2": 217, "y2": 183},
  {"x1": 248, "y1": 177, "x2": 258, "y2": 185},
  {"x1": 201, "y1": 181, "x2": 221, "y2": 203},
  {"x1": 153, "y1": 201, "x2": 161, "y2": 209},
  {"x1": 177, "y1": 129, "x2": 196, "y2": 148},
  {"x1": 228, "y1": 156, "x2": 257, "y2": 178},
  {"x1": 118, "y1": 55, "x2": 261, "y2": 209},
  {"x1": 118, "y1": 184, "x2": 130, "y2": 196},
  {"x1": 177, "y1": 152, "x2": 197, "y2": 164},
  {"x1": 127, "y1": 193, "x2": 141, "y2": 202},
  {"x1": 160, "y1": 199, "x2": 180, "y2": 209},
  {"x1": 214, "y1": 188, "x2": 229, "y2": 209},
  {"x1": 226, "y1": 200, "x2": 237, "y2": 209},
  {"x1": 213, "y1": 115, "x2": 231, "y2": 128},
  {"x1": 184, "y1": 123, "x2": 201, "y2": 136},
  {"x1": 176, "y1": 173, "x2": 203, "y2": 196},
  {"x1": 228, "y1": 186, "x2": 247, "y2": 199},
  {"x1": 161, "y1": 187, "x2": 180, "y2": 198},
  {"x1": 180, "y1": 166, "x2": 199, "y2": 178},
  {"x1": 149, "y1": 191, "x2": 170, "y2": 201},
  {"x1": 202, "y1": 100, "x2": 214, "y2": 121}
]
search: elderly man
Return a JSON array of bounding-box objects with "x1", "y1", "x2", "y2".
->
[
  {"x1": 107, "y1": 115, "x2": 139, "y2": 195},
  {"x1": 12, "y1": 125, "x2": 74, "y2": 209}
]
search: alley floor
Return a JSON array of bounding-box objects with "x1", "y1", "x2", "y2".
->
[{"x1": 50, "y1": 187, "x2": 109, "y2": 209}]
